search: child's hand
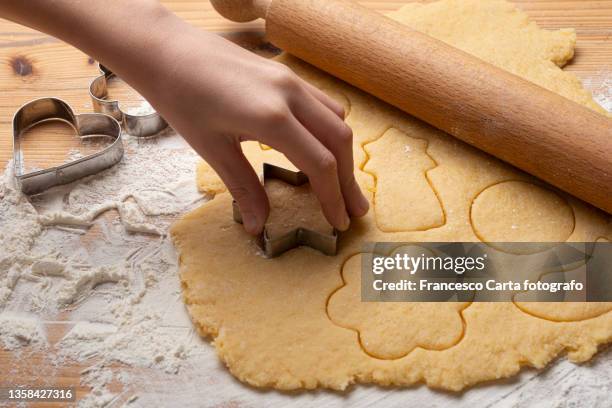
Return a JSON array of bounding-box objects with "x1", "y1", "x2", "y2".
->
[
  {"x1": 148, "y1": 30, "x2": 369, "y2": 234},
  {"x1": 0, "y1": 0, "x2": 369, "y2": 235}
]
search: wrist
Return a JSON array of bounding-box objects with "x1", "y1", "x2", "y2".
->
[{"x1": 83, "y1": 2, "x2": 195, "y2": 103}]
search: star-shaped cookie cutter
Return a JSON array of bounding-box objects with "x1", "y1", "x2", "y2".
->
[
  {"x1": 89, "y1": 64, "x2": 168, "y2": 137},
  {"x1": 13, "y1": 97, "x2": 123, "y2": 195},
  {"x1": 232, "y1": 163, "x2": 339, "y2": 257}
]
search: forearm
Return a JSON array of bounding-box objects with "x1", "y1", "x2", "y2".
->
[
  {"x1": 0, "y1": 0, "x2": 368, "y2": 232},
  {"x1": 0, "y1": 0, "x2": 196, "y2": 102}
]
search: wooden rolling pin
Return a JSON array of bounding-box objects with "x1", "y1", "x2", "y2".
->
[{"x1": 210, "y1": 0, "x2": 612, "y2": 214}]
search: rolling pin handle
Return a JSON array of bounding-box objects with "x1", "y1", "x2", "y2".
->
[{"x1": 209, "y1": 0, "x2": 272, "y2": 22}]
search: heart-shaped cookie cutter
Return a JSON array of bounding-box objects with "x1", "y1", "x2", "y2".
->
[
  {"x1": 13, "y1": 97, "x2": 123, "y2": 195},
  {"x1": 233, "y1": 163, "x2": 339, "y2": 257},
  {"x1": 90, "y1": 64, "x2": 168, "y2": 137}
]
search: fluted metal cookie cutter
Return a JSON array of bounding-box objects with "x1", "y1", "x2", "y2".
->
[
  {"x1": 13, "y1": 97, "x2": 123, "y2": 195},
  {"x1": 89, "y1": 64, "x2": 168, "y2": 137},
  {"x1": 233, "y1": 163, "x2": 339, "y2": 257}
]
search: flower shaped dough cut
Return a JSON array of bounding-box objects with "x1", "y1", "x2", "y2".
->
[{"x1": 328, "y1": 252, "x2": 469, "y2": 359}]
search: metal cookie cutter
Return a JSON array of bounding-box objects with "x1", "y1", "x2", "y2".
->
[
  {"x1": 233, "y1": 163, "x2": 339, "y2": 257},
  {"x1": 89, "y1": 64, "x2": 168, "y2": 137},
  {"x1": 13, "y1": 97, "x2": 123, "y2": 195}
]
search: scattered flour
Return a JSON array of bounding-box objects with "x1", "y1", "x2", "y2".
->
[
  {"x1": 0, "y1": 127, "x2": 206, "y2": 407},
  {"x1": 77, "y1": 365, "x2": 117, "y2": 408},
  {"x1": 58, "y1": 303, "x2": 190, "y2": 375},
  {"x1": 585, "y1": 70, "x2": 612, "y2": 113},
  {"x1": 0, "y1": 312, "x2": 47, "y2": 351},
  {"x1": 125, "y1": 101, "x2": 156, "y2": 116},
  {"x1": 67, "y1": 148, "x2": 86, "y2": 163}
]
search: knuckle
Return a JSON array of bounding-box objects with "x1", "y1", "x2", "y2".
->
[
  {"x1": 260, "y1": 102, "x2": 290, "y2": 125},
  {"x1": 270, "y1": 65, "x2": 297, "y2": 88},
  {"x1": 336, "y1": 123, "x2": 353, "y2": 145},
  {"x1": 316, "y1": 151, "x2": 338, "y2": 176}
]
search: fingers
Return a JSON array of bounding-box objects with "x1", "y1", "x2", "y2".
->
[
  {"x1": 207, "y1": 140, "x2": 269, "y2": 235},
  {"x1": 290, "y1": 85, "x2": 369, "y2": 218},
  {"x1": 262, "y1": 114, "x2": 351, "y2": 231},
  {"x1": 300, "y1": 80, "x2": 346, "y2": 119}
]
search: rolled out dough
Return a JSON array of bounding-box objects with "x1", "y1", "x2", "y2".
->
[{"x1": 172, "y1": 0, "x2": 612, "y2": 391}]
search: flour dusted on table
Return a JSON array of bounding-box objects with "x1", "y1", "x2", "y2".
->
[
  {"x1": 584, "y1": 71, "x2": 612, "y2": 113},
  {"x1": 0, "y1": 312, "x2": 47, "y2": 351},
  {"x1": 593, "y1": 77, "x2": 612, "y2": 112},
  {"x1": 0, "y1": 128, "x2": 207, "y2": 407}
]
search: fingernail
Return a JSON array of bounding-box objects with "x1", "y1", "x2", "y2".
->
[
  {"x1": 338, "y1": 211, "x2": 351, "y2": 231},
  {"x1": 243, "y1": 215, "x2": 261, "y2": 235},
  {"x1": 357, "y1": 192, "x2": 370, "y2": 215}
]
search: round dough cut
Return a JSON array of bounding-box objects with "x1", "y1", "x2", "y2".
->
[{"x1": 470, "y1": 181, "x2": 575, "y2": 243}]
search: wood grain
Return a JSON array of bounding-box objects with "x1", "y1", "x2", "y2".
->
[{"x1": 0, "y1": 0, "x2": 610, "y2": 405}]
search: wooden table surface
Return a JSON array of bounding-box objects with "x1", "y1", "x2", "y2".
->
[{"x1": 0, "y1": 1, "x2": 611, "y2": 406}]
